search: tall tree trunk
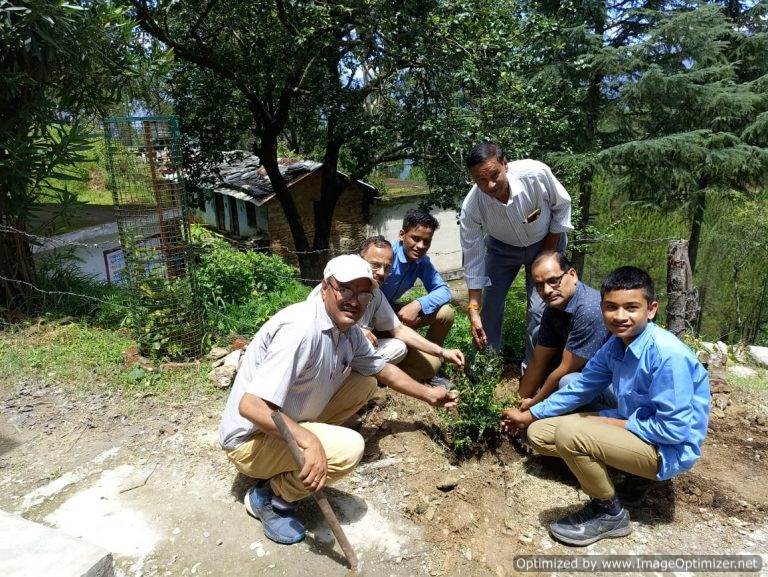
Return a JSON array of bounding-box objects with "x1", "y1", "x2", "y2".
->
[
  {"x1": 571, "y1": 168, "x2": 593, "y2": 275},
  {"x1": 0, "y1": 197, "x2": 37, "y2": 313},
  {"x1": 572, "y1": 6, "x2": 605, "y2": 275},
  {"x1": 688, "y1": 189, "x2": 706, "y2": 274}
]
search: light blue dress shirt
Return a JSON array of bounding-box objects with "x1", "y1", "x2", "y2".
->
[
  {"x1": 379, "y1": 241, "x2": 451, "y2": 315},
  {"x1": 530, "y1": 322, "x2": 710, "y2": 480}
]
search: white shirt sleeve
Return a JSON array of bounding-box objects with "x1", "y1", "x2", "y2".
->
[
  {"x1": 540, "y1": 163, "x2": 573, "y2": 234},
  {"x1": 371, "y1": 293, "x2": 401, "y2": 332},
  {"x1": 460, "y1": 189, "x2": 491, "y2": 290},
  {"x1": 349, "y1": 326, "x2": 387, "y2": 375}
]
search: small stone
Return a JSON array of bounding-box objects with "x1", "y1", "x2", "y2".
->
[
  {"x1": 191, "y1": 562, "x2": 201, "y2": 574},
  {"x1": 217, "y1": 539, "x2": 223, "y2": 546},
  {"x1": 206, "y1": 346, "x2": 229, "y2": 361},
  {"x1": 172, "y1": 527, "x2": 181, "y2": 535},
  {"x1": 208, "y1": 365, "x2": 236, "y2": 389},
  {"x1": 518, "y1": 532, "x2": 533, "y2": 545},
  {"x1": 223, "y1": 349, "x2": 242, "y2": 368},
  {"x1": 464, "y1": 549, "x2": 472, "y2": 561},
  {"x1": 256, "y1": 549, "x2": 266, "y2": 558}
]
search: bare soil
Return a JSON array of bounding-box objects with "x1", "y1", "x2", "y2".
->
[{"x1": 2, "y1": 367, "x2": 767, "y2": 577}]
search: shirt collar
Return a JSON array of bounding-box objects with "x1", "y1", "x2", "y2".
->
[
  {"x1": 563, "y1": 282, "x2": 584, "y2": 314},
  {"x1": 395, "y1": 241, "x2": 420, "y2": 265},
  {"x1": 626, "y1": 322, "x2": 656, "y2": 358}
]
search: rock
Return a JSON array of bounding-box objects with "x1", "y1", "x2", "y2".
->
[
  {"x1": 710, "y1": 381, "x2": 731, "y2": 394},
  {"x1": 212, "y1": 357, "x2": 225, "y2": 368},
  {"x1": 207, "y1": 365, "x2": 236, "y2": 389},
  {"x1": 700, "y1": 492, "x2": 715, "y2": 506},
  {"x1": 206, "y1": 346, "x2": 229, "y2": 361},
  {"x1": 425, "y1": 507, "x2": 436, "y2": 521},
  {"x1": 713, "y1": 395, "x2": 729, "y2": 411},
  {"x1": 755, "y1": 415, "x2": 767, "y2": 426},
  {"x1": 437, "y1": 473, "x2": 461, "y2": 492},
  {"x1": 231, "y1": 337, "x2": 249, "y2": 350},
  {"x1": 159, "y1": 424, "x2": 177, "y2": 436},
  {"x1": 748, "y1": 346, "x2": 768, "y2": 368},
  {"x1": 715, "y1": 341, "x2": 729, "y2": 356},
  {"x1": 729, "y1": 364, "x2": 757, "y2": 378},
  {"x1": 518, "y1": 532, "x2": 533, "y2": 545},
  {"x1": 222, "y1": 349, "x2": 241, "y2": 368}
]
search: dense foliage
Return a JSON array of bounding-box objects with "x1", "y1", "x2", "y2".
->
[{"x1": 441, "y1": 349, "x2": 518, "y2": 455}]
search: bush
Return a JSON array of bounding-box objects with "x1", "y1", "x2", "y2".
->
[
  {"x1": 440, "y1": 349, "x2": 518, "y2": 455},
  {"x1": 191, "y1": 224, "x2": 297, "y2": 306}
]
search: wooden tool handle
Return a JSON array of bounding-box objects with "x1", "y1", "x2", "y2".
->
[{"x1": 270, "y1": 411, "x2": 359, "y2": 571}]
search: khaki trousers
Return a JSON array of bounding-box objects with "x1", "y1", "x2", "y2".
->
[
  {"x1": 395, "y1": 303, "x2": 454, "y2": 381},
  {"x1": 225, "y1": 371, "x2": 378, "y2": 502},
  {"x1": 527, "y1": 413, "x2": 660, "y2": 500}
]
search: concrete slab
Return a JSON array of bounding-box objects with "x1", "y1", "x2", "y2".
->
[{"x1": 0, "y1": 510, "x2": 113, "y2": 577}]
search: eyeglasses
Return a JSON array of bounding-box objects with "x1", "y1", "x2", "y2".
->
[
  {"x1": 533, "y1": 271, "x2": 568, "y2": 292},
  {"x1": 329, "y1": 279, "x2": 374, "y2": 306},
  {"x1": 369, "y1": 261, "x2": 392, "y2": 274}
]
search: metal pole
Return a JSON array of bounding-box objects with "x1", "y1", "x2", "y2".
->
[{"x1": 270, "y1": 411, "x2": 359, "y2": 572}]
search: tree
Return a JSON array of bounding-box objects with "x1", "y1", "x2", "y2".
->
[
  {"x1": 600, "y1": 3, "x2": 768, "y2": 273},
  {"x1": 129, "y1": 0, "x2": 465, "y2": 280},
  {"x1": 0, "y1": 0, "x2": 136, "y2": 310}
]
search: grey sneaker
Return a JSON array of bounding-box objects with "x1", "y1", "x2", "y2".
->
[
  {"x1": 549, "y1": 500, "x2": 632, "y2": 546},
  {"x1": 428, "y1": 375, "x2": 456, "y2": 390}
]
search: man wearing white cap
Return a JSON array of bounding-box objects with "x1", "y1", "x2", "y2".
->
[{"x1": 219, "y1": 254, "x2": 457, "y2": 545}]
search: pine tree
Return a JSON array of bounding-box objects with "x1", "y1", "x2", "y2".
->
[{"x1": 600, "y1": 3, "x2": 768, "y2": 272}]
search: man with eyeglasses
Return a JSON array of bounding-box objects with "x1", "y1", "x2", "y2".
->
[
  {"x1": 311, "y1": 236, "x2": 465, "y2": 383},
  {"x1": 516, "y1": 251, "x2": 611, "y2": 411},
  {"x1": 219, "y1": 254, "x2": 457, "y2": 546},
  {"x1": 460, "y1": 142, "x2": 572, "y2": 367}
]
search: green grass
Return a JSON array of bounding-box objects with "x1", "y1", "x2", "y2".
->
[
  {"x1": 0, "y1": 322, "x2": 213, "y2": 398},
  {"x1": 728, "y1": 366, "x2": 768, "y2": 391}
]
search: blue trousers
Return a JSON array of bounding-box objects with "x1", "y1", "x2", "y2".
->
[{"x1": 480, "y1": 234, "x2": 567, "y2": 364}]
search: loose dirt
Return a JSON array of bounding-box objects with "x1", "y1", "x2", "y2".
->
[{"x1": 2, "y1": 368, "x2": 767, "y2": 577}]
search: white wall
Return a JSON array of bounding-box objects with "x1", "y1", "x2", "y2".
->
[{"x1": 367, "y1": 198, "x2": 463, "y2": 276}]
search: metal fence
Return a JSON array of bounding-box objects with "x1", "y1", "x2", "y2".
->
[{"x1": 103, "y1": 116, "x2": 204, "y2": 360}]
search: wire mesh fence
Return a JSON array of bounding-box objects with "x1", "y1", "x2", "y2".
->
[{"x1": 103, "y1": 116, "x2": 204, "y2": 360}]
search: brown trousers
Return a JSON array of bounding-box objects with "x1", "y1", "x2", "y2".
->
[{"x1": 527, "y1": 413, "x2": 660, "y2": 500}]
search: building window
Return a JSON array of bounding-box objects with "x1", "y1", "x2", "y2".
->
[{"x1": 245, "y1": 202, "x2": 257, "y2": 228}]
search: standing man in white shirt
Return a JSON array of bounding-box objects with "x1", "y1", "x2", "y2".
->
[
  {"x1": 219, "y1": 254, "x2": 456, "y2": 546},
  {"x1": 460, "y1": 142, "x2": 573, "y2": 366}
]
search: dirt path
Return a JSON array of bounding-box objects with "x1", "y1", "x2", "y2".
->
[{"x1": 2, "y1": 374, "x2": 768, "y2": 577}]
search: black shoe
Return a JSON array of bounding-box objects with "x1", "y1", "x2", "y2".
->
[
  {"x1": 428, "y1": 375, "x2": 456, "y2": 390},
  {"x1": 549, "y1": 500, "x2": 632, "y2": 546},
  {"x1": 615, "y1": 475, "x2": 660, "y2": 507}
]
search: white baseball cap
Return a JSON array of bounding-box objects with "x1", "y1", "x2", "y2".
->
[{"x1": 323, "y1": 254, "x2": 377, "y2": 287}]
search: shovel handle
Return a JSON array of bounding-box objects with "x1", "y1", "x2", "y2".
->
[{"x1": 270, "y1": 411, "x2": 359, "y2": 571}]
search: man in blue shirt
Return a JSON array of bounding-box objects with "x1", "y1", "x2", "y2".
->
[
  {"x1": 518, "y1": 251, "x2": 610, "y2": 411},
  {"x1": 380, "y1": 209, "x2": 454, "y2": 385},
  {"x1": 502, "y1": 266, "x2": 710, "y2": 546}
]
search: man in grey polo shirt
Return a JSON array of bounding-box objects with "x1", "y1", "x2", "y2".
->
[
  {"x1": 460, "y1": 142, "x2": 572, "y2": 366},
  {"x1": 517, "y1": 251, "x2": 611, "y2": 411},
  {"x1": 219, "y1": 254, "x2": 456, "y2": 545}
]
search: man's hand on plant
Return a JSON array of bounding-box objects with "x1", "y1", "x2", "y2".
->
[
  {"x1": 443, "y1": 348, "x2": 465, "y2": 367},
  {"x1": 501, "y1": 407, "x2": 535, "y2": 435},
  {"x1": 398, "y1": 300, "x2": 422, "y2": 326},
  {"x1": 426, "y1": 386, "x2": 458, "y2": 409},
  {"x1": 298, "y1": 436, "x2": 328, "y2": 492},
  {"x1": 362, "y1": 328, "x2": 378, "y2": 348}
]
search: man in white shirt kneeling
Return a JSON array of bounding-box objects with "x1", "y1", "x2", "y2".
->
[{"x1": 218, "y1": 255, "x2": 457, "y2": 545}]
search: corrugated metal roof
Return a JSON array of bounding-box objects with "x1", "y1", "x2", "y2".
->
[{"x1": 209, "y1": 150, "x2": 376, "y2": 205}]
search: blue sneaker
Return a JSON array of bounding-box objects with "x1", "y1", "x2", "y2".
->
[{"x1": 244, "y1": 483, "x2": 306, "y2": 545}]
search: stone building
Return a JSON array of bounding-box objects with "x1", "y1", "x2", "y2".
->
[{"x1": 197, "y1": 151, "x2": 377, "y2": 266}]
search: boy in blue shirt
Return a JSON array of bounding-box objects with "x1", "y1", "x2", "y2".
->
[
  {"x1": 502, "y1": 266, "x2": 710, "y2": 546},
  {"x1": 380, "y1": 209, "x2": 455, "y2": 386}
]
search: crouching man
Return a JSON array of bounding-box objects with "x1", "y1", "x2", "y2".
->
[
  {"x1": 502, "y1": 266, "x2": 710, "y2": 546},
  {"x1": 218, "y1": 254, "x2": 457, "y2": 545}
]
